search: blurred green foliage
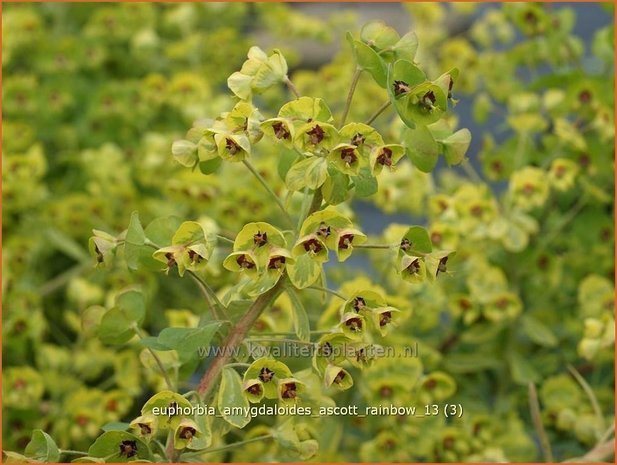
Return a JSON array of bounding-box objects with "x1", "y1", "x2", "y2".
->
[{"x1": 3, "y1": 2, "x2": 615, "y2": 463}]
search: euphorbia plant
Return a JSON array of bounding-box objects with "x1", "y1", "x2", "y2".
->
[
  {"x1": 4, "y1": 3, "x2": 614, "y2": 463},
  {"x1": 65, "y1": 21, "x2": 467, "y2": 462}
]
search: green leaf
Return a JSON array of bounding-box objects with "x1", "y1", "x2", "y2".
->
[
  {"x1": 157, "y1": 322, "x2": 222, "y2": 357},
  {"x1": 387, "y1": 59, "x2": 427, "y2": 128},
  {"x1": 277, "y1": 148, "x2": 298, "y2": 181},
  {"x1": 351, "y1": 167, "x2": 378, "y2": 198},
  {"x1": 360, "y1": 21, "x2": 400, "y2": 50},
  {"x1": 305, "y1": 157, "x2": 329, "y2": 189},
  {"x1": 287, "y1": 289, "x2": 310, "y2": 342},
  {"x1": 198, "y1": 157, "x2": 222, "y2": 175},
  {"x1": 392, "y1": 32, "x2": 418, "y2": 62},
  {"x1": 441, "y1": 128, "x2": 471, "y2": 166},
  {"x1": 218, "y1": 367, "x2": 251, "y2": 428},
  {"x1": 403, "y1": 126, "x2": 439, "y2": 173},
  {"x1": 401, "y1": 226, "x2": 432, "y2": 254},
  {"x1": 242, "y1": 272, "x2": 281, "y2": 298},
  {"x1": 24, "y1": 430, "x2": 60, "y2": 463},
  {"x1": 509, "y1": 352, "x2": 540, "y2": 385},
  {"x1": 101, "y1": 422, "x2": 130, "y2": 432},
  {"x1": 125, "y1": 211, "x2": 145, "y2": 271},
  {"x1": 279, "y1": 96, "x2": 333, "y2": 124},
  {"x1": 322, "y1": 168, "x2": 350, "y2": 205},
  {"x1": 97, "y1": 289, "x2": 145, "y2": 345},
  {"x1": 285, "y1": 158, "x2": 314, "y2": 192},
  {"x1": 172, "y1": 139, "x2": 198, "y2": 167},
  {"x1": 144, "y1": 216, "x2": 183, "y2": 248},
  {"x1": 346, "y1": 34, "x2": 387, "y2": 88},
  {"x1": 520, "y1": 315, "x2": 558, "y2": 347},
  {"x1": 88, "y1": 432, "x2": 150, "y2": 463},
  {"x1": 287, "y1": 253, "x2": 322, "y2": 289}
]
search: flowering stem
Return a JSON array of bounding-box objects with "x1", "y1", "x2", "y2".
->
[
  {"x1": 355, "y1": 243, "x2": 397, "y2": 249},
  {"x1": 216, "y1": 234, "x2": 235, "y2": 245},
  {"x1": 133, "y1": 326, "x2": 175, "y2": 391},
  {"x1": 307, "y1": 285, "x2": 347, "y2": 301},
  {"x1": 242, "y1": 159, "x2": 295, "y2": 229},
  {"x1": 462, "y1": 159, "x2": 483, "y2": 183},
  {"x1": 197, "y1": 277, "x2": 287, "y2": 400},
  {"x1": 339, "y1": 67, "x2": 362, "y2": 128},
  {"x1": 365, "y1": 99, "x2": 391, "y2": 126},
  {"x1": 249, "y1": 330, "x2": 331, "y2": 336},
  {"x1": 284, "y1": 76, "x2": 301, "y2": 99},
  {"x1": 165, "y1": 430, "x2": 179, "y2": 462},
  {"x1": 187, "y1": 271, "x2": 229, "y2": 321},
  {"x1": 59, "y1": 450, "x2": 88, "y2": 457}
]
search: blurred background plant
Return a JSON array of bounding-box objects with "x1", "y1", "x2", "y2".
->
[{"x1": 2, "y1": 2, "x2": 614, "y2": 463}]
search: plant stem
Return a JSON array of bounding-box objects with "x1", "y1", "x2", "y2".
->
[
  {"x1": 249, "y1": 330, "x2": 331, "y2": 336},
  {"x1": 284, "y1": 77, "x2": 300, "y2": 99},
  {"x1": 187, "y1": 271, "x2": 229, "y2": 321},
  {"x1": 184, "y1": 434, "x2": 273, "y2": 458},
  {"x1": 134, "y1": 326, "x2": 175, "y2": 391},
  {"x1": 365, "y1": 100, "x2": 391, "y2": 126},
  {"x1": 339, "y1": 67, "x2": 362, "y2": 128},
  {"x1": 462, "y1": 159, "x2": 483, "y2": 183},
  {"x1": 59, "y1": 450, "x2": 88, "y2": 457},
  {"x1": 307, "y1": 189, "x2": 323, "y2": 216},
  {"x1": 567, "y1": 364, "x2": 605, "y2": 430},
  {"x1": 354, "y1": 243, "x2": 397, "y2": 249},
  {"x1": 196, "y1": 277, "x2": 286, "y2": 399},
  {"x1": 242, "y1": 159, "x2": 295, "y2": 229},
  {"x1": 307, "y1": 285, "x2": 347, "y2": 301},
  {"x1": 225, "y1": 362, "x2": 251, "y2": 368},
  {"x1": 165, "y1": 430, "x2": 179, "y2": 462},
  {"x1": 528, "y1": 382, "x2": 554, "y2": 462},
  {"x1": 216, "y1": 234, "x2": 235, "y2": 245}
]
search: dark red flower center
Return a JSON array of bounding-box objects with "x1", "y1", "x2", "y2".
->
[
  {"x1": 406, "y1": 258, "x2": 421, "y2": 274},
  {"x1": 253, "y1": 231, "x2": 268, "y2": 247},
  {"x1": 281, "y1": 382, "x2": 297, "y2": 399},
  {"x1": 247, "y1": 383, "x2": 262, "y2": 396},
  {"x1": 338, "y1": 234, "x2": 354, "y2": 249},
  {"x1": 345, "y1": 317, "x2": 363, "y2": 332},
  {"x1": 306, "y1": 125, "x2": 325, "y2": 145},
  {"x1": 340, "y1": 148, "x2": 357, "y2": 165},
  {"x1": 259, "y1": 367, "x2": 275, "y2": 383},
  {"x1": 353, "y1": 297, "x2": 366, "y2": 312},
  {"x1": 119, "y1": 440, "x2": 138, "y2": 458},
  {"x1": 236, "y1": 254, "x2": 256, "y2": 269},
  {"x1": 379, "y1": 311, "x2": 392, "y2": 327},
  {"x1": 179, "y1": 427, "x2": 196, "y2": 440},
  {"x1": 393, "y1": 80, "x2": 411, "y2": 96},
  {"x1": 377, "y1": 147, "x2": 393, "y2": 167},
  {"x1": 272, "y1": 122, "x2": 290, "y2": 140},
  {"x1": 351, "y1": 133, "x2": 365, "y2": 146},
  {"x1": 303, "y1": 238, "x2": 323, "y2": 253},
  {"x1": 267, "y1": 256, "x2": 286, "y2": 270},
  {"x1": 225, "y1": 138, "x2": 241, "y2": 155}
]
